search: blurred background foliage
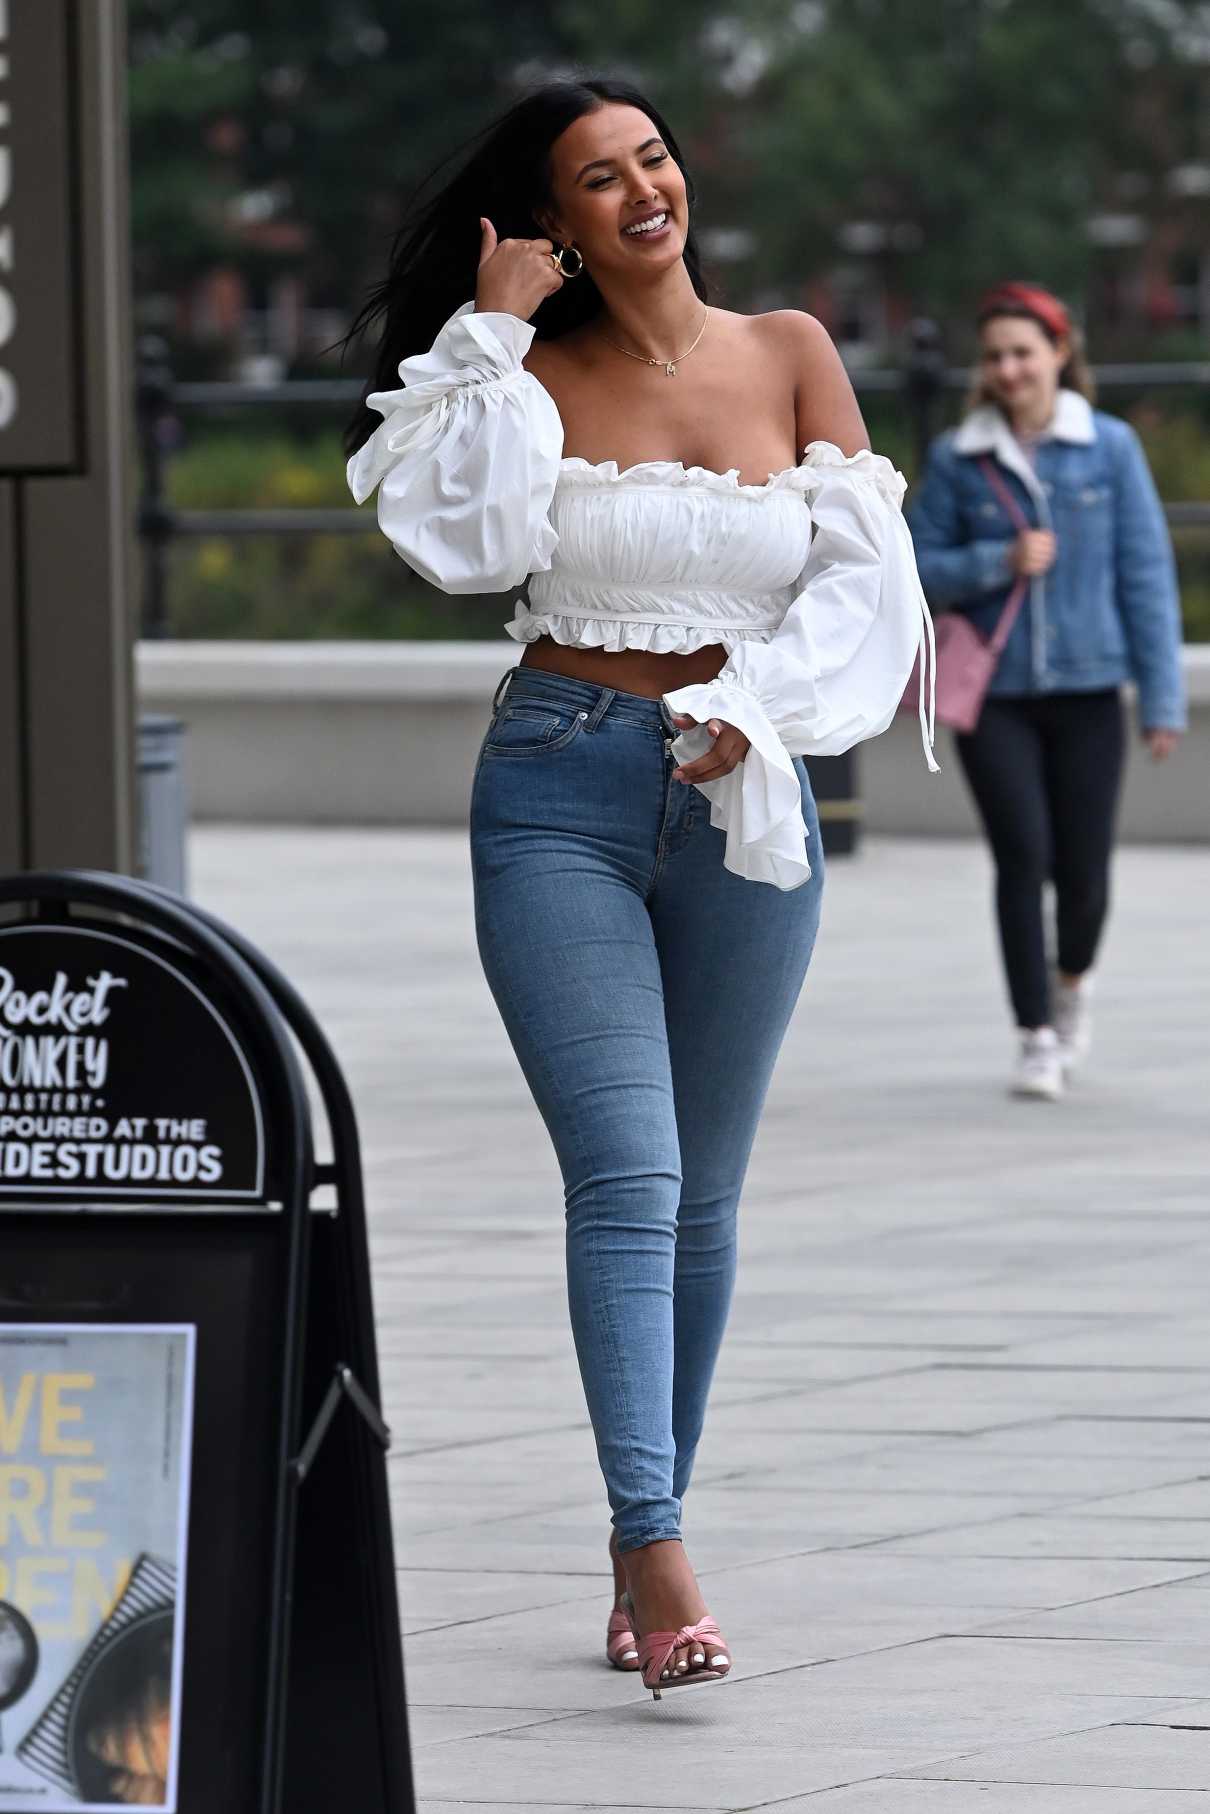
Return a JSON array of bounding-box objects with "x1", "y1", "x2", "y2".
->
[
  {"x1": 163, "y1": 409, "x2": 1210, "y2": 642},
  {"x1": 128, "y1": 0, "x2": 1210, "y2": 638}
]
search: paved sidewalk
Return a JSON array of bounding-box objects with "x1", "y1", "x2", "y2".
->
[{"x1": 195, "y1": 826, "x2": 1210, "y2": 1813}]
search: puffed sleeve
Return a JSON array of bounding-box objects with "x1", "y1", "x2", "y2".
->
[
  {"x1": 346, "y1": 302, "x2": 564, "y2": 593},
  {"x1": 663, "y1": 443, "x2": 938, "y2": 890}
]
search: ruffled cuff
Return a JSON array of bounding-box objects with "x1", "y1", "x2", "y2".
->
[
  {"x1": 391, "y1": 304, "x2": 537, "y2": 404},
  {"x1": 347, "y1": 302, "x2": 537, "y2": 504},
  {"x1": 661, "y1": 678, "x2": 812, "y2": 891}
]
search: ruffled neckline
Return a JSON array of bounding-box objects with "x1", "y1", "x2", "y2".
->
[
  {"x1": 555, "y1": 443, "x2": 905, "y2": 506},
  {"x1": 557, "y1": 456, "x2": 812, "y2": 497}
]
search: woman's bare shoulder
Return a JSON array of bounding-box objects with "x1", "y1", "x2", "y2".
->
[
  {"x1": 718, "y1": 305, "x2": 848, "y2": 388},
  {"x1": 744, "y1": 307, "x2": 839, "y2": 364},
  {"x1": 743, "y1": 308, "x2": 867, "y2": 455}
]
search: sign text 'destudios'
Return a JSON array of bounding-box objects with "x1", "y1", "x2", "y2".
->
[{"x1": 0, "y1": 925, "x2": 266, "y2": 1201}]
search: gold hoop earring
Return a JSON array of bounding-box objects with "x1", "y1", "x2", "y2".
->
[{"x1": 552, "y1": 244, "x2": 584, "y2": 279}]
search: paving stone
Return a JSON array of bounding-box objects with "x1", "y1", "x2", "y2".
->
[
  {"x1": 947, "y1": 1419, "x2": 1210, "y2": 1461},
  {"x1": 785, "y1": 1366, "x2": 1205, "y2": 1413},
  {"x1": 416, "y1": 1805, "x2": 727, "y2": 1813},
  {"x1": 703, "y1": 1391, "x2": 1076, "y2": 1437},
  {"x1": 737, "y1": 1443, "x2": 1199, "y2": 1501},
  {"x1": 1010, "y1": 1328, "x2": 1210, "y2": 1371},
  {"x1": 502, "y1": 1673, "x2": 1193, "y2": 1756},
  {"x1": 408, "y1": 1704, "x2": 581, "y2": 1746},
  {"x1": 413, "y1": 1733, "x2": 950, "y2": 1807},
  {"x1": 720, "y1": 1311, "x2": 1109, "y2": 1349},
  {"x1": 966, "y1": 1579, "x2": 1210, "y2": 1642},
  {"x1": 896, "y1": 1720, "x2": 1210, "y2": 1789},
  {"x1": 682, "y1": 1481, "x2": 1051, "y2": 1536},
  {"x1": 763, "y1": 1783, "x2": 1210, "y2": 1811},
  {"x1": 877, "y1": 1515, "x2": 1210, "y2": 1562},
  {"x1": 399, "y1": 1569, "x2": 604, "y2": 1635},
  {"x1": 799, "y1": 1635, "x2": 1210, "y2": 1700},
  {"x1": 1127, "y1": 1701, "x2": 1210, "y2": 1726},
  {"x1": 689, "y1": 1550, "x2": 1209, "y2": 1617},
  {"x1": 193, "y1": 828, "x2": 1210, "y2": 1811},
  {"x1": 1070, "y1": 1478, "x2": 1210, "y2": 1520}
]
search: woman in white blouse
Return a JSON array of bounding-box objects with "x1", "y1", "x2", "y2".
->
[{"x1": 348, "y1": 76, "x2": 934, "y2": 1699}]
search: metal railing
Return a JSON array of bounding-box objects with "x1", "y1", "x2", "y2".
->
[{"x1": 135, "y1": 327, "x2": 1210, "y2": 639}]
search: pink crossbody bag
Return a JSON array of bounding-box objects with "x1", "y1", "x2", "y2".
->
[{"x1": 902, "y1": 457, "x2": 1029, "y2": 735}]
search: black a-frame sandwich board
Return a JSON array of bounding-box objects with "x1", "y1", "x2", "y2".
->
[{"x1": 0, "y1": 870, "x2": 415, "y2": 1814}]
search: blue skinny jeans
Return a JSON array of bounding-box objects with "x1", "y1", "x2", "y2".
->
[{"x1": 470, "y1": 666, "x2": 824, "y2": 1552}]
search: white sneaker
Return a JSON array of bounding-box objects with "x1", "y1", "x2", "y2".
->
[
  {"x1": 1011, "y1": 1026, "x2": 1064, "y2": 1100},
  {"x1": 1053, "y1": 972, "x2": 1094, "y2": 1072}
]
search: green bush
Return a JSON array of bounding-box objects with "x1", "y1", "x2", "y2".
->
[
  {"x1": 164, "y1": 428, "x2": 506, "y2": 639},
  {"x1": 1123, "y1": 401, "x2": 1210, "y2": 643}
]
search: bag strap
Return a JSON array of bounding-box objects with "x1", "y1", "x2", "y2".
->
[
  {"x1": 978, "y1": 456, "x2": 1030, "y2": 654},
  {"x1": 978, "y1": 455, "x2": 1032, "y2": 532},
  {"x1": 987, "y1": 575, "x2": 1028, "y2": 657}
]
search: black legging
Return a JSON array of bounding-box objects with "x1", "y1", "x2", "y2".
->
[{"x1": 955, "y1": 690, "x2": 1125, "y2": 1030}]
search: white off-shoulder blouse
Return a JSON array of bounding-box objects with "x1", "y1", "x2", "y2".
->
[{"x1": 347, "y1": 302, "x2": 937, "y2": 890}]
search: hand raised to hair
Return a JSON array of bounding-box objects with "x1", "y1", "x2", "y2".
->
[
  {"x1": 475, "y1": 218, "x2": 564, "y2": 322},
  {"x1": 668, "y1": 713, "x2": 751, "y2": 785}
]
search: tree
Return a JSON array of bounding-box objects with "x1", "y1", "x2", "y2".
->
[
  {"x1": 729, "y1": 0, "x2": 1208, "y2": 322},
  {"x1": 127, "y1": 0, "x2": 1210, "y2": 357},
  {"x1": 127, "y1": 0, "x2": 743, "y2": 316}
]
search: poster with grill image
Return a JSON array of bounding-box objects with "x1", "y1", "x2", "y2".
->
[{"x1": 0, "y1": 1326, "x2": 194, "y2": 1810}]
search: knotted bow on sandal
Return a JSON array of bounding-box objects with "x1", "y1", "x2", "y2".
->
[{"x1": 637, "y1": 1613, "x2": 730, "y2": 1700}]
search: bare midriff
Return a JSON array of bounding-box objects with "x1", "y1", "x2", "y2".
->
[{"x1": 519, "y1": 636, "x2": 728, "y2": 701}]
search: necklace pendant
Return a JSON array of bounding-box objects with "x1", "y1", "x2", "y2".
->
[{"x1": 665, "y1": 361, "x2": 677, "y2": 377}]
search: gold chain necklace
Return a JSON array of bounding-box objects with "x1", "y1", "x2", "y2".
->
[{"x1": 598, "y1": 308, "x2": 709, "y2": 378}]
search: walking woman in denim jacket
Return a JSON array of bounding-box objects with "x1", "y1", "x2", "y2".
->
[{"x1": 909, "y1": 282, "x2": 1186, "y2": 1100}]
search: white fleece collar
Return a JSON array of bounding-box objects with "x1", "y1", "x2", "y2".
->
[
  {"x1": 953, "y1": 390, "x2": 1095, "y2": 455},
  {"x1": 952, "y1": 391, "x2": 1094, "y2": 508}
]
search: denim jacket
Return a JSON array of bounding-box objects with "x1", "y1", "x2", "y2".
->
[{"x1": 907, "y1": 391, "x2": 1187, "y2": 729}]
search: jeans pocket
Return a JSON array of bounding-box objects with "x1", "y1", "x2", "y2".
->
[{"x1": 482, "y1": 703, "x2": 587, "y2": 759}]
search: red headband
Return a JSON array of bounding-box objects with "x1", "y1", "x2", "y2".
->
[{"x1": 978, "y1": 282, "x2": 1071, "y2": 342}]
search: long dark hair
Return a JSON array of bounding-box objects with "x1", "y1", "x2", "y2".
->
[{"x1": 342, "y1": 77, "x2": 708, "y2": 456}]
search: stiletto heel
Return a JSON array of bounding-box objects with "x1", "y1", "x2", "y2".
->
[{"x1": 637, "y1": 1614, "x2": 730, "y2": 1700}]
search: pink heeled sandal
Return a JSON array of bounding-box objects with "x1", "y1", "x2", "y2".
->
[
  {"x1": 606, "y1": 1593, "x2": 640, "y2": 1670},
  {"x1": 637, "y1": 1614, "x2": 730, "y2": 1700}
]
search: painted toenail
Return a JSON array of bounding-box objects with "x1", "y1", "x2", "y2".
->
[
  {"x1": 661, "y1": 1669, "x2": 670, "y2": 1679},
  {"x1": 713, "y1": 1654, "x2": 730, "y2": 1666},
  {"x1": 691, "y1": 1651, "x2": 705, "y2": 1663},
  {"x1": 677, "y1": 1661, "x2": 688, "y2": 1672},
  {"x1": 621, "y1": 1649, "x2": 637, "y2": 1661}
]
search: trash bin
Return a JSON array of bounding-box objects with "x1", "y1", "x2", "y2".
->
[
  {"x1": 804, "y1": 749, "x2": 862, "y2": 857},
  {"x1": 137, "y1": 712, "x2": 188, "y2": 893}
]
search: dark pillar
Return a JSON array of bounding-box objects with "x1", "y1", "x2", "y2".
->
[
  {"x1": 905, "y1": 316, "x2": 947, "y2": 476},
  {"x1": 0, "y1": 0, "x2": 135, "y2": 872}
]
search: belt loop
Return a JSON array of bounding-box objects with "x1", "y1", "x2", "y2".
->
[
  {"x1": 584, "y1": 687, "x2": 615, "y2": 733},
  {"x1": 491, "y1": 668, "x2": 515, "y2": 714}
]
